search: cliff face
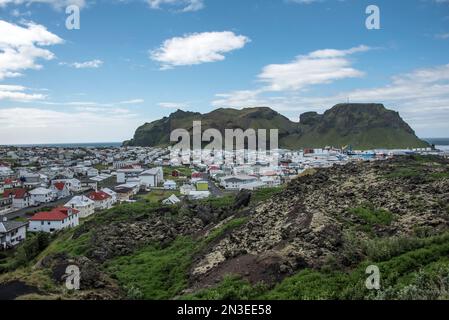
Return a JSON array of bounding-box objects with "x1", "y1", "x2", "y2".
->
[{"x1": 124, "y1": 104, "x2": 428, "y2": 150}]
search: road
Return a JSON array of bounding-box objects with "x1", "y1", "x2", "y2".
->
[{"x1": 201, "y1": 173, "x2": 224, "y2": 197}]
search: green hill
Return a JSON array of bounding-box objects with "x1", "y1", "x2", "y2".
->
[{"x1": 124, "y1": 104, "x2": 428, "y2": 150}]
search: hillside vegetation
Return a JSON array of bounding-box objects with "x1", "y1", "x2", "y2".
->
[
  {"x1": 1, "y1": 156, "x2": 449, "y2": 300},
  {"x1": 124, "y1": 104, "x2": 428, "y2": 150}
]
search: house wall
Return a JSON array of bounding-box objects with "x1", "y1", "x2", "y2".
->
[
  {"x1": 29, "y1": 215, "x2": 79, "y2": 233},
  {"x1": 1, "y1": 226, "x2": 26, "y2": 249},
  {"x1": 31, "y1": 193, "x2": 54, "y2": 204},
  {"x1": 140, "y1": 175, "x2": 157, "y2": 187},
  {"x1": 74, "y1": 204, "x2": 95, "y2": 218},
  {"x1": 12, "y1": 197, "x2": 29, "y2": 209}
]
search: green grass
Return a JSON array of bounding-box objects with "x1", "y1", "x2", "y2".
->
[
  {"x1": 384, "y1": 167, "x2": 421, "y2": 179},
  {"x1": 105, "y1": 237, "x2": 196, "y2": 300},
  {"x1": 104, "y1": 217, "x2": 248, "y2": 300},
  {"x1": 198, "y1": 195, "x2": 234, "y2": 209},
  {"x1": 184, "y1": 232, "x2": 449, "y2": 300},
  {"x1": 163, "y1": 166, "x2": 192, "y2": 180},
  {"x1": 40, "y1": 231, "x2": 92, "y2": 258},
  {"x1": 250, "y1": 186, "x2": 284, "y2": 204},
  {"x1": 349, "y1": 205, "x2": 393, "y2": 227},
  {"x1": 140, "y1": 190, "x2": 181, "y2": 204}
]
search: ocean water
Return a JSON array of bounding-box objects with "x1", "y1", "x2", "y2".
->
[
  {"x1": 11, "y1": 142, "x2": 122, "y2": 148},
  {"x1": 424, "y1": 138, "x2": 449, "y2": 146}
]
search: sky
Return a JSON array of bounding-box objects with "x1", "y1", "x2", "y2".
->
[{"x1": 0, "y1": 0, "x2": 449, "y2": 144}]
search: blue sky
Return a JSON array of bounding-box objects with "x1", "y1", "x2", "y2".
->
[{"x1": 0, "y1": 0, "x2": 448, "y2": 144}]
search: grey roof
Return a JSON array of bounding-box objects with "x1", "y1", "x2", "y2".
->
[{"x1": 0, "y1": 220, "x2": 29, "y2": 233}]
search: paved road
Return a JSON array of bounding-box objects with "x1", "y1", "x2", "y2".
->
[{"x1": 201, "y1": 173, "x2": 224, "y2": 197}]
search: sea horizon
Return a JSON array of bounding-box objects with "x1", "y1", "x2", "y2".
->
[{"x1": 2, "y1": 138, "x2": 449, "y2": 149}]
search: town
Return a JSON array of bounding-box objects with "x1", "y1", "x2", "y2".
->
[{"x1": 0, "y1": 144, "x2": 445, "y2": 251}]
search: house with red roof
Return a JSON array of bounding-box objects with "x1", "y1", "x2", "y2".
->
[
  {"x1": 2, "y1": 188, "x2": 31, "y2": 209},
  {"x1": 87, "y1": 190, "x2": 113, "y2": 210},
  {"x1": 51, "y1": 181, "x2": 71, "y2": 199},
  {"x1": 28, "y1": 207, "x2": 79, "y2": 233}
]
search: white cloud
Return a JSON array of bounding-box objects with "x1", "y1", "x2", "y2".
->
[
  {"x1": 288, "y1": 0, "x2": 322, "y2": 4},
  {"x1": 0, "y1": 0, "x2": 86, "y2": 10},
  {"x1": 258, "y1": 45, "x2": 370, "y2": 92},
  {"x1": 158, "y1": 102, "x2": 188, "y2": 109},
  {"x1": 119, "y1": 99, "x2": 145, "y2": 105},
  {"x1": 146, "y1": 0, "x2": 204, "y2": 12},
  {"x1": 0, "y1": 20, "x2": 63, "y2": 80},
  {"x1": 0, "y1": 107, "x2": 143, "y2": 144},
  {"x1": 435, "y1": 33, "x2": 449, "y2": 39},
  {"x1": 0, "y1": 84, "x2": 47, "y2": 101},
  {"x1": 213, "y1": 63, "x2": 449, "y2": 137},
  {"x1": 60, "y1": 59, "x2": 104, "y2": 69},
  {"x1": 150, "y1": 31, "x2": 250, "y2": 69}
]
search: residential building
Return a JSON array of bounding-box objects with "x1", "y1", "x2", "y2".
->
[
  {"x1": 117, "y1": 168, "x2": 144, "y2": 184},
  {"x1": 87, "y1": 190, "x2": 113, "y2": 210},
  {"x1": 220, "y1": 175, "x2": 259, "y2": 190},
  {"x1": 0, "y1": 218, "x2": 28, "y2": 250},
  {"x1": 162, "y1": 194, "x2": 181, "y2": 205},
  {"x1": 51, "y1": 182, "x2": 71, "y2": 199},
  {"x1": 101, "y1": 188, "x2": 118, "y2": 204},
  {"x1": 65, "y1": 195, "x2": 95, "y2": 218},
  {"x1": 29, "y1": 207, "x2": 79, "y2": 233},
  {"x1": 52, "y1": 178, "x2": 81, "y2": 192},
  {"x1": 3, "y1": 188, "x2": 31, "y2": 209},
  {"x1": 164, "y1": 180, "x2": 177, "y2": 190},
  {"x1": 139, "y1": 167, "x2": 164, "y2": 187},
  {"x1": 29, "y1": 187, "x2": 56, "y2": 205}
]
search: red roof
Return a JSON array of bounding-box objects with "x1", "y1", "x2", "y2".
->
[
  {"x1": 53, "y1": 182, "x2": 66, "y2": 191},
  {"x1": 88, "y1": 191, "x2": 111, "y2": 201},
  {"x1": 4, "y1": 178, "x2": 12, "y2": 184},
  {"x1": 30, "y1": 207, "x2": 78, "y2": 221},
  {"x1": 3, "y1": 188, "x2": 28, "y2": 199}
]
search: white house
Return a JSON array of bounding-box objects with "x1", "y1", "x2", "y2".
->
[
  {"x1": 164, "y1": 180, "x2": 177, "y2": 190},
  {"x1": 101, "y1": 188, "x2": 118, "y2": 204},
  {"x1": 65, "y1": 195, "x2": 95, "y2": 218},
  {"x1": 29, "y1": 207, "x2": 79, "y2": 233},
  {"x1": 51, "y1": 182, "x2": 71, "y2": 199},
  {"x1": 139, "y1": 167, "x2": 164, "y2": 188},
  {"x1": 29, "y1": 187, "x2": 56, "y2": 205},
  {"x1": 180, "y1": 184, "x2": 195, "y2": 195},
  {"x1": 0, "y1": 218, "x2": 28, "y2": 250},
  {"x1": 260, "y1": 175, "x2": 281, "y2": 187},
  {"x1": 220, "y1": 175, "x2": 259, "y2": 190},
  {"x1": 188, "y1": 191, "x2": 211, "y2": 200},
  {"x1": 87, "y1": 190, "x2": 113, "y2": 210},
  {"x1": 162, "y1": 194, "x2": 181, "y2": 205},
  {"x1": 52, "y1": 178, "x2": 81, "y2": 192},
  {"x1": 117, "y1": 168, "x2": 143, "y2": 184},
  {"x1": 87, "y1": 168, "x2": 99, "y2": 177},
  {"x1": 2, "y1": 189, "x2": 31, "y2": 209}
]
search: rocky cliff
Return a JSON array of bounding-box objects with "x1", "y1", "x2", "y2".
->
[{"x1": 124, "y1": 104, "x2": 428, "y2": 150}]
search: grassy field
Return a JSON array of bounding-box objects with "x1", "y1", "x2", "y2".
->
[{"x1": 139, "y1": 190, "x2": 181, "y2": 204}]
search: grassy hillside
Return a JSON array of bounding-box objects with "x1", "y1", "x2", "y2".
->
[{"x1": 124, "y1": 104, "x2": 428, "y2": 150}]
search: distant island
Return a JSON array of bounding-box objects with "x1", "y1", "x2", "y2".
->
[{"x1": 124, "y1": 103, "x2": 429, "y2": 150}]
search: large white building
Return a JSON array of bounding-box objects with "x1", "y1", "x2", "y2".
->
[
  {"x1": 29, "y1": 187, "x2": 56, "y2": 205},
  {"x1": 139, "y1": 167, "x2": 164, "y2": 188},
  {"x1": 0, "y1": 218, "x2": 28, "y2": 250},
  {"x1": 220, "y1": 175, "x2": 259, "y2": 190},
  {"x1": 87, "y1": 190, "x2": 113, "y2": 210},
  {"x1": 65, "y1": 195, "x2": 95, "y2": 218},
  {"x1": 29, "y1": 207, "x2": 79, "y2": 233}
]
